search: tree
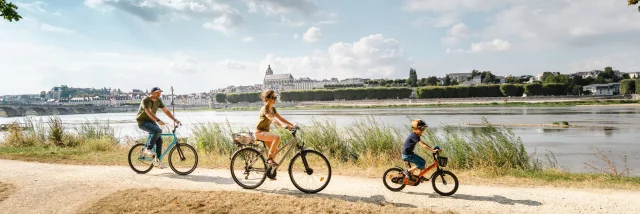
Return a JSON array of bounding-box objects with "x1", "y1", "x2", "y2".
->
[
  {"x1": 443, "y1": 75, "x2": 451, "y2": 86},
  {"x1": 622, "y1": 73, "x2": 631, "y2": 79},
  {"x1": 451, "y1": 79, "x2": 459, "y2": 86},
  {"x1": 40, "y1": 91, "x2": 46, "y2": 98},
  {"x1": 628, "y1": 0, "x2": 639, "y2": 12},
  {"x1": 571, "y1": 85, "x2": 583, "y2": 95},
  {"x1": 1, "y1": 0, "x2": 21, "y2": 22},
  {"x1": 542, "y1": 72, "x2": 569, "y2": 84},
  {"x1": 426, "y1": 76, "x2": 439, "y2": 86},
  {"x1": 480, "y1": 71, "x2": 498, "y2": 84},
  {"x1": 407, "y1": 68, "x2": 418, "y2": 87}
]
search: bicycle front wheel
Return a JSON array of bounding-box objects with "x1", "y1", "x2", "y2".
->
[
  {"x1": 431, "y1": 170, "x2": 459, "y2": 196},
  {"x1": 288, "y1": 149, "x2": 332, "y2": 194},
  {"x1": 230, "y1": 147, "x2": 267, "y2": 189},
  {"x1": 168, "y1": 143, "x2": 198, "y2": 175},
  {"x1": 127, "y1": 143, "x2": 153, "y2": 174}
]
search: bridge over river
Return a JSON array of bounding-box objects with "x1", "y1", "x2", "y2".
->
[{"x1": 0, "y1": 104, "x2": 124, "y2": 117}]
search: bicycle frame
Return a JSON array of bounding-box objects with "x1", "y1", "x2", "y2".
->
[
  {"x1": 266, "y1": 128, "x2": 304, "y2": 171},
  {"x1": 140, "y1": 125, "x2": 181, "y2": 161},
  {"x1": 409, "y1": 152, "x2": 442, "y2": 179}
]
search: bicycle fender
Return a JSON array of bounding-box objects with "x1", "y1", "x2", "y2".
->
[{"x1": 230, "y1": 147, "x2": 262, "y2": 160}]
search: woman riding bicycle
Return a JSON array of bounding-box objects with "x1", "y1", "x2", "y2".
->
[{"x1": 255, "y1": 89, "x2": 294, "y2": 168}]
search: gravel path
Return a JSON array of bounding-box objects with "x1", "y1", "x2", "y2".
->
[{"x1": 0, "y1": 159, "x2": 638, "y2": 214}]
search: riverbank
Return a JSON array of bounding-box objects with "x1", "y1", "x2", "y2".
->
[{"x1": 0, "y1": 146, "x2": 639, "y2": 191}]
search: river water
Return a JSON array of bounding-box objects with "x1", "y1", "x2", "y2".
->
[{"x1": 1, "y1": 106, "x2": 639, "y2": 175}]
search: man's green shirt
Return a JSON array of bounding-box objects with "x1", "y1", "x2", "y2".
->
[{"x1": 136, "y1": 97, "x2": 165, "y2": 125}]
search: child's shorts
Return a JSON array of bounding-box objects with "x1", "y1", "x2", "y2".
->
[{"x1": 402, "y1": 154, "x2": 426, "y2": 170}]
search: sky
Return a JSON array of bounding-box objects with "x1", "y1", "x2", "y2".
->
[{"x1": 1, "y1": 0, "x2": 639, "y2": 95}]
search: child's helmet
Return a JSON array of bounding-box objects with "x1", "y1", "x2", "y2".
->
[{"x1": 411, "y1": 119, "x2": 427, "y2": 129}]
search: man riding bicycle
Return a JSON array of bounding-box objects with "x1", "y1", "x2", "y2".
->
[{"x1": 136, "y1": 87, "x2": 181, "y2": 169}]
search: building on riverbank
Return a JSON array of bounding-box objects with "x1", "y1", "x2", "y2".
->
[
  {"x1": 262, "y1": 65, "x2": 365, "y2": 92},
  {"x1": 583, "y1": 83, "x2": 620, "y2": 96}
]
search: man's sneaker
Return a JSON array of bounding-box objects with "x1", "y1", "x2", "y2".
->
[
  {"x1": 153, "y1": 158, "x2": 167, "y2": 169},
  {"x1": 145, "y1": 148, "x2": 156, "y2": 157}
]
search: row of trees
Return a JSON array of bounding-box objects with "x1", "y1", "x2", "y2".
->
[
  {"x1": 417, "y1": 83, "x2": 579, "y2": 99},
  {"x1": 280, "y1": 88, "x2": 412, "y2": 101},
  {"x1": 215, "y1": 88, "x2": 413, "y2": 103},
  {"x1": 620, "y1": 79, "x2": 640, "y2": 95}
]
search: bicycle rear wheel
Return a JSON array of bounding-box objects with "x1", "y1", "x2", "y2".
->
[
  {"x1": 288, "y1": 149, "x2": 331, "y2": 194},
  {"x1": 127, "y1": 143, "x2": 153, "y2": 174},
  {"x1": 168, "y1": 143, "x2": 198, "y2": 175},
  {"x1": 382, "y1": 167, "x2": 406, "y2": 192},
  {"x1": 230, "y1": 147, "x2": 267, "y2": 189}
]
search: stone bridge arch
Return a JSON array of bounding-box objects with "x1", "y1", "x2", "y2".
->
[
  {"x1": 0, "y1": 107, "x2": 21, "y2": 117},
  {"x1": 74, "y1": 108, "x2": 89, "y2": 114},
  {"x1": 23, "y1": 107, "x2": 49, "y2": 116},
  {"x1": 55, "y1": 108, "x2": 72, "y2": 115}
]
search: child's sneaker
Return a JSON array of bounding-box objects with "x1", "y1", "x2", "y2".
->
[{"x1": 403, "y1": 170, "x2": 411, "y2": 178}]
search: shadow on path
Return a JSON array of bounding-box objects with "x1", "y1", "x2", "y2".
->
[
  {"x1": 153, "y1": 173, "x2": 235, "y2": 185},
  {"x1": 406, "y1": 191, "x2": 543, "y2": 206},
  {"x1": 255, "y1": 188, "x2": 417, "y2": 208}
]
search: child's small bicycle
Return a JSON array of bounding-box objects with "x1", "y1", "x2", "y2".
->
[
  {"x1": 382, "y1": 146, "x2": 459, "y2": 196},
  {"x1": 127, "y1": 124, "x2": 198, "y2": 175}
]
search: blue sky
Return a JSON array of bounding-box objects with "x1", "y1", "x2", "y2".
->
[{"x1": 1, "y1": 0, "x2": 639, "y2": 95}]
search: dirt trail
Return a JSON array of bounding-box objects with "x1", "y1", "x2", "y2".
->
[{"x1": 0, "y1": 159, "x2": 638, "y2": 214}]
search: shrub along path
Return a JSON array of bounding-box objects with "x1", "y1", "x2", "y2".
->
[{"x1": 1, "y1": 159, "x2": 638, "y2": 214}]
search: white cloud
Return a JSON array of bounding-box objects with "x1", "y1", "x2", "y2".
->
[
  {"x1": 241, "y1": 36, "x2": 254, "y2": 42},
  {"x1": 217, "y1": 60, "x2": 251, "y2": 70},
  {"x1": 40, "y1": 24, "x2": 74, "y2": 34},
  {"x1": 279, "y1": 15, "x2": 305, "y2": 27},
  {"x1": 402, "y1": 0, "x2": 505, "y2": 13},
  {"x1": 261, "y1": 34, "x2": 408, "y2": 79},
  {"x1": 479, "y1": 0, "x2": 640, "y2": 49},
  {"x1": 85, "y1": 0, "x2": 244, "y2": 35},
  {"x1": 449, "y1": 23, "x2": 470, "y2": 37},
  {"x1": 469, "y1": 39, "x2": 511, "y2": 53},
  {"x1": 0, "y1": 38, "x2": 263, "y2": 94},
  {"x1": 293, "y1": 34, "x2": 299, "y2": 39},
  {"x1": 302, "y1": 26, "x2": 322, "y2": 43},
  {"x1": 412, "y1": 13, "x2": 459, "y2": 28},
  {"x1": 446, "y1": 39, "x2": 511, "y2": 54},
  {"x1": 16, "y1": 1, "x2": 48, "y2": 13},
  {"x1": 441, "y1": 23, "x2": 470, "y2": 46},
  {"x1": 243, "y1": 0, "x2": 318, "y2": 16}
]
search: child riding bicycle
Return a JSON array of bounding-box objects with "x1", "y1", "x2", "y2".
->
[{"x1": 402, "y1": 119, "x2": 439, "y2": 179}]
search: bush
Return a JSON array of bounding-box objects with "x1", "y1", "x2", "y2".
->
[
  {"x1": 636, "y1": 79, "x2": 640, "y2": 95},
  {"x1": 620, "y1": 80, "x2": 636, "y2": 95},
  {"x1": 215, "y1": 93, "x2": 226, "y2": 103},
  {"x1": 500, "y1": 84, "x2": 520, "y2": 97},
  {"x1": 524, "y1": 84, "x2": 543, "y2": 96},
  {"x1": 542, "y1": 83, "x2": 569, "y2": 96},
  {"x1": 226, "y1": 92, "x2": 261, "y2": 103}
]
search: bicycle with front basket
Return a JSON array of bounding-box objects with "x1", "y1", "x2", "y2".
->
[
  {"x1": 229, "y1": 125, "x2": 332, "y2": 194},
  {"x1": 127, "y1": 124, "x2": 198, "y2": 175},
  {"x1": 382, "y1": 146, "x2": 459, "y2": 196}
]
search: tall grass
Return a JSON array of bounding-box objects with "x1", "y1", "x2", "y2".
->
[
  {"x1": 190, "y1": 120, "x2": 236, "y2": 155},
  {"x1": 1, "y1": 117, "x2": 119, "y2": 151}
]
